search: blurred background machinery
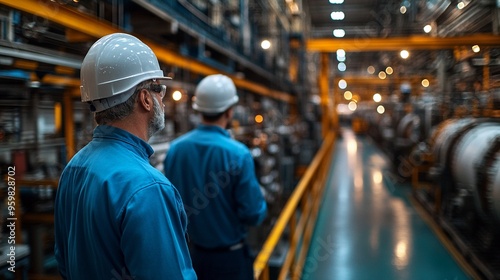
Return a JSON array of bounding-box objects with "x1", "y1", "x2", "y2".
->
[
  {"x1": 337, "y1": 10, "x2": 500, "y2": 274},
  {"x1": 0, "y1": 0, "x2": 322, "y2": 278},
  {"x1": 415, "y1": 117, "x2": 500, "y2": 279},
  {"x1": 347, "y1": 79, "x2": 500, "y2": 278}
]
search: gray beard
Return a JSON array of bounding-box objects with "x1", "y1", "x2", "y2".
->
[{"x1": 148, "y1": 96, "x2": 165, "y2": 138}]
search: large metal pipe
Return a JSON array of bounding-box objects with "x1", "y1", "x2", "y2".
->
[
  {"x1": 430, "y1": 118, "x2": 477, "y2": 171},
  {"x1": 451, "y1": 122, "x2": 500, "y2": 221}
]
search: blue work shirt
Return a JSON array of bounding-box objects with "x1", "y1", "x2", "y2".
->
[
  {"x1": 164, "y1": 124, "x2": 267, "y2": 248},
  {"x1": 54, "y1": 125, "x2": 197, "y2": 280}
]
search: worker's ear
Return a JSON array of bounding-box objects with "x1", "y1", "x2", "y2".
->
[
  {"x1": 138, "y1": 89, "x2": 153, "y2": 112},
  {"x1": 225, "y1": 107, "x2": 234, "y2": 119}
]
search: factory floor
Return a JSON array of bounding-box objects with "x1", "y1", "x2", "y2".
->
[{"x1": 301, "y1": 128, "x2": 472, "y2": 280}]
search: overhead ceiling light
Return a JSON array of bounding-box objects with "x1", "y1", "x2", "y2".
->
[
  {"x1": 377, "y1": 105, "x2": 385, "y2": 114},
  {"x1": 472, "y1": 45, "x2": 480, "y2": 53},
  {"x1": 172, "y1": 90, "x2": 182, "y2": 101},
  {"x1": 338, "y1": 79, "x2": 347, "y2": 89},
  {"x1": 333, "y1": 29, "x2": 345, "y2": 37},
  {"x1": 338, "y1": 62, "x2": 346, "y2": 72},
  {"x1": 385, "y1": 66, "x2": 393, "y2": 75},
  {"x1": 421, "y1": 79, "x2": 430, "y2": 87},
  {"x1": 378, "y1": 71, "x2": 387, "y2": 79},
  {"x1": 348, "y1": 101, "x2": 357, "y2": 111},
  {"x1": 329, "y1": 0, "x2": 344, "y2": 3},
  {"x1": 344, "y1": 91, "x2": 352, "y2": 100},
  {"x1": 336, "y1": 49, "x2": 346, "y2": 61},
  {"x1": 400, "y1": 6, "x2": 407, "y2": 14},
  {"x1": 457, "y1": 1, "x2": 469, "y2": 10},
  {"x1": 423, "y1": 24, "x2": 432, "y2": 33},
  {"x1": 400, "y1": 50, "x2": 410, "y2": 59},
  {"x1": 373, "y1": 93, "x2": 382, "y2": 102},
  {"x1": 367, "y1": 66, "x2": 375, "y2": 74},
  {"x1": 330, "y1": 11, "x2": 345, "y2": 20},
  {"x1": 261, "y1": 39, "x2": 271, "y2": 50}
]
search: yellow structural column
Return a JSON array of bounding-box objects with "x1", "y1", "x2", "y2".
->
[
  {"x1": 289, "y1": 39, "x2": 300, "y2": 83},
  {"x1": 332, "y1": 78, "x2": 339, "y2": 132},
  {"x1": 319, "y1": 53, "x2": 331, "y2": 138},
  {"x1": 54, "y1": 102, "x2": 62, "y2": 135},
  {"x1": 63, "y1": 89, "x2": 76, "y2": 162}
]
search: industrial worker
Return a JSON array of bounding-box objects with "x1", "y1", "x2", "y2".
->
[
  {"x1": 163, "y1": 74, "x2": 267, "y2": 280},
  {"x1": 54, "y1": 33, "x2": 197, "y2": 279}
]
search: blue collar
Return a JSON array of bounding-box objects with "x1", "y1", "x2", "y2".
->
[
  {"x1": 197, "y1": 124, "x2": 231, "y2": 138},
  {"x1": 93, "y1": 125, "x2": 154, "y2": 158}
]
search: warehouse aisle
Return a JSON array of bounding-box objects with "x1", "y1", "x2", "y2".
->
[{"x1": 301, "y1": 128, "x2": 470, "y2": 280}]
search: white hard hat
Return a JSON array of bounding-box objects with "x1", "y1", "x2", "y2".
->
[
  {"x1": 193, "y1": 74, "x2": 239, "y2": 114},
  {"x1": 400, "y1": 82, "x2": 411, "y2": 93},
  {"x1": 80, "y1": 33, "x2": 171, "y2": 112}
]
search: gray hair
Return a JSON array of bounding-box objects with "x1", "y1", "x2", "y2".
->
[{"x1": 95, "y1": 80, "x2": 153, "y2": 125}]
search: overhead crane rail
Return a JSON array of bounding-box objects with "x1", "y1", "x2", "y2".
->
[{"x1": 306, "y1": 34, "x2": 500, "y2": 52}]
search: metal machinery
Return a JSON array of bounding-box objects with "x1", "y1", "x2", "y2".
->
[
  {"x1": 360, "y1": 92, "x2": 444, "y2": 180},
  {"x1": 355, "y1": 91, "x2": 500, "y2": 279},
  {"x1": 360, "y1": 85, "x2": 500, "y2": 278},
  {"x1": 353, "y1": 40, "x2": 500, "y2": 278},
  {"x1": 411, "y1": 117, "x2": 500, "y2": 279},
  {"x1": 355, "y1": 83, "x2": 500, "y2": 278}
]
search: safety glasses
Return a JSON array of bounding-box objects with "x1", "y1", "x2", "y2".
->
[{"x1": 149, "y1": 84, "x2": 167, "y2": 99}]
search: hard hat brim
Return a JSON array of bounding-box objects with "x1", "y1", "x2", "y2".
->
[
  {"x1": 153, "y1": 77, "x2": 173, "y2": 85},
  {"x1": 88, "y1": 76, "x2": 173, "y2": 112},
  {"x1": 192, "y1": 95, "x2": 239, "y2": 113}
]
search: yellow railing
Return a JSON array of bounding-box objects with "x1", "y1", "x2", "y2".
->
[{"x1": 253, "y1": 131, "x2": 336, "y2": 280}]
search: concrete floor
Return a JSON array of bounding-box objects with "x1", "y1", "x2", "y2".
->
[{"x1": 301, "y1": 128, "x2": 471, "y2": 280}]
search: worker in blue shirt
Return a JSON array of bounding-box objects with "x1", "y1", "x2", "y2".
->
[
  {"x1": 54, "y1": 33, "x2": 197, "y2": 280},
  {"x1": 164, "y1": 74, "x2": 268, "y2": 280}
]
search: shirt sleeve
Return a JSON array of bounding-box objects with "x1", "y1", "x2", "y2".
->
[
  {"x1": 120, "y1": 183, "x2": 197, "y2": 279},
  {"x1": 234, "y1": 151, "x2": 268, "y2": 226}
]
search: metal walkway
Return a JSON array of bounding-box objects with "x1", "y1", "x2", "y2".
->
[{"x1": 301, "y1": 128, "x2": 471, "y2": 280}]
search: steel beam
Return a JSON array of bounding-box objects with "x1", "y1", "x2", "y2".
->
[
  {"x1": 334, "y1": 75, "x2": 436, "y2": 86},
  {"x1": 0, "y1": 0, "x2": 294, "y2": 103},
  {"x1": 307, "y1": 34, "x2": 500, "y2": 52}
]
